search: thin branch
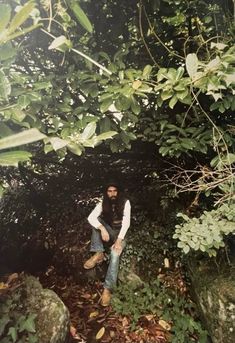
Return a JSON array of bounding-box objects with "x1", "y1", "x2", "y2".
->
[
  {"x1": 41, "y1": 29, "x2": 112, "y2": 75},
  {"x1": 142, "y1": 3, "x2": 184, "y2": 61},
  {"x1": 138, "y1": 1, "x2": 160, "y2": 68}
]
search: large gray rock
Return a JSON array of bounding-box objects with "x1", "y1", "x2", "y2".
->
[
  {"x1": 188, "y1": 257, "x2": 235, "y2": 343},
  {"x1": 21, "y1": 276, "x2": 70, "y2": 343}
]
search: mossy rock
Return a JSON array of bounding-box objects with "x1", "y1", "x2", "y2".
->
[{"x1": 188, "y1": 257, "x2": 235, "y2": 343}]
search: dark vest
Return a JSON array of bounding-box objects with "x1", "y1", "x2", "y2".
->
[{"x1": 101, "y1": 199, "x2": 127, "y2": 230}]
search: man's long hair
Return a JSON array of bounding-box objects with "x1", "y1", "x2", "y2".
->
[{"x1": 101, "y1": 182, "x2": 126, "y2": 225}]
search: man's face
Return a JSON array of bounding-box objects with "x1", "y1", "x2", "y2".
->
[{"x1": 107, "y1": 186, "x2": 118, "y2": 201}]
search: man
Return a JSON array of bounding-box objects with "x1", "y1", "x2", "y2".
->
[{"x1": 84, "y1": 181, "x2": 131, "y2": 306}]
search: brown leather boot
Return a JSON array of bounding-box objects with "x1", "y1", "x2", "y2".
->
[
  {"x1": 83, "y1": 252, "x2": 104, "y2": 269},
  {"x1": 101, "y1": 288, "x2": 111, "y2": 307}
]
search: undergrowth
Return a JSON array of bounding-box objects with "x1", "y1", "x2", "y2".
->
[{"x1": 112, "y1": 279, "x2": 208, "y2": 343}]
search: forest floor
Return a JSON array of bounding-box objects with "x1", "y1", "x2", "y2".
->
[{"x1": 36, "y1": 220, "x2": 189, "y2": 343}]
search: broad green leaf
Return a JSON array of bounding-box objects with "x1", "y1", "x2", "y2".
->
[
  {"x1": 186, "y1": 53, "x2": 198, "y2": 78},
  {"x1": 0, "y1": 4, "x2": 11, "y2": 32},
  {"x1": 130, "y1": 97, "x2": 141, "y2": 115},
  {"x1": 49, "y1": 137, "x2": 68, "y2": 151},
  {"x1": 169, "y1": 95, "x2": 178, "y2": 109},
  {"x1": 8, "y1": 327, "x2": 17, "y2": 342},
  {"x1": 8, "y1": 1, "x2": 35, "y2": 34},
  {"x1": 100, "y1": 98, "x2": 113, "y2": 113},
  {"x1": 67, "y1": 142, "x2": 83, "y2": 156},
  {"x1": 143, "y1": 65, "x2": 152, "y2": 78},
  {"x1": 0, "y1": 128, "x2": 46, "y2": 150},
  {"x1": 115, "y1": 95, "x2": 131, "y2": 111},
  {"x1": 0, "y1": 150, "x2": 32, "y2": 166},
  {"x1": 96, "y1": 131, "x2": 117, "y2": 141},
  {"x1": 69, "y1": 1, "x2": 93, "y2": 33},
  {"x1": 80, "y1": 122, "x2": 96, "y2": 140},
  {"x1": 19, "y1": 314, "x2": 36, "y2": 333},
  {"x1": 161, "y1": 91, "x2": 173, "y2": 101}
]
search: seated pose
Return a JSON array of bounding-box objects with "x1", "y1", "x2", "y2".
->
[{"x1": 84, "y1": 181, "x2": 131, "y2": 306}]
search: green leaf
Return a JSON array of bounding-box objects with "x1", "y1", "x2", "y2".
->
[
  {"x1": 8, "y1": 327, "x2": 17, "y2": 342},
  {"x1": 0, "y1": 4, "x2": 11, "y2": 32},
  {"x1": 19, "y1": 314, "x2": 36, "y2": 333},
  {"x1": 143, "y1": 65, "x2": 152, "y2": 78},
  {"x1": 80, "y1": 122, "x2": 96, "y2": 140},
  {"x1": 0, "y1": 150, "x2": 32, "y2": 166},
  {"x1": 49, "y1": 137, "x2": 68, "y2": 151},
  {"x1": 96, "y1": 131, "x2": 117, "y2": 141},
  {"x1": 186, "y1": 53, "x2": 198, "y2": 78},
  {"x1": 0, "y1": 128, "x2": 46, "y2": 150},
  {"x1": 161, "y1": 91, "x2": 173, "y2": 101},
  {"x1": 169, "y1": 95, "x2": 178, "y2": 109},
  {"x1": 8, "y1": 1, "x2": 35, "y2": 34},
  {"x1": 130, "y1": 97, "x2": 141, "y2": 115},
  {"x1": 69, "y1": 1, "x2": 93, "y2": 33},
  {"x1": 100, "y1": 98, "x2": 113, "y2": 113},
  {"x1": 67, "y1": 142, "x2": 83, "y2": 156}
]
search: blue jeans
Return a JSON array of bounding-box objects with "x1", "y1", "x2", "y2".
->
[{"x1": 90, "y1": 219, "x2": 126, "y2": 290}]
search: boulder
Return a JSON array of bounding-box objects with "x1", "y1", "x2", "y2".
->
[
  {"x1": 23, "y1": 276, "x2": 70, "y2": 343},
  {"x1": 188, "y1": 257, "x2": 235, "y2": 343}
]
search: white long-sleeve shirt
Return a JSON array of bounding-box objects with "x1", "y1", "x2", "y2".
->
[{"x1": 87, "y1": 200, "x2": 131, "y2": 240}]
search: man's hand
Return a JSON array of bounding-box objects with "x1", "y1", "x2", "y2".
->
[
  {"x1": 112, "y1": 238, "x2": 123, "y2": 255},
  {"x1": 99, "y1": 225, "x2": 110, "y2": 242}
]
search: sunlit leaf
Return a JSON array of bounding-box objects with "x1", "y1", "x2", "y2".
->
[
  {"x1": 186, "y1": 53, "x2": 198, "y2": 78},
  {"x1": 95, "y1": 327, "x2": 105, "y2": 340},
  {"x1": 0, "y1": 150, "x2": 32, "y2": 166},
  {"x1": 96, "y1": 131, "x2": 117, "y2": 141},
  {"x1": 0, "y1": 128, "x2": 46, "y2": 150}
]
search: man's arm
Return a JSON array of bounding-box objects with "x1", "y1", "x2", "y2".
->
[
  {"x1": 87, "y1": 201, "x2": 110, "y2": 241},
  {"x1": 87, "y1": 202, "x2": 102, "y2": 228},
  {"x1": 118, "y1": 200, "x2": 131, "y2": 240}
]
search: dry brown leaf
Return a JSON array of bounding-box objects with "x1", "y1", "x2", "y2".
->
[
  {"x1": 95, "y1": 327, "x2": 105, "y2": 340},
  {"x1": 159, "y1": 319, "x2": 171, "y2": 331}
]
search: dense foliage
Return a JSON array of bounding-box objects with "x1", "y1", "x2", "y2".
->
[{"x1": 0, "y1": 0, "x2": 234, "y2": 256}]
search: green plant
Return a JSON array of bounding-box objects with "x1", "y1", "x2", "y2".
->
[
  {"x1": 173, "y1": 203, "x2": 235, "y2": 257},
  {"x1": 0, "y1": 291, "x2": 38, "y2": 343},
  {"x1": 112, "y1": 279, "x2": 207, "y2": 342}
]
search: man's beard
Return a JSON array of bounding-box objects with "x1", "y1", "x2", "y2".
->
[{"x1": 110, "y1": 197, "x2": 117, "y2": 203}]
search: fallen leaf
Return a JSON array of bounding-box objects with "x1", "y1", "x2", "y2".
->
[
  {"x1": 164, "y1": 258, "x2": 170, "y2": 268},
  {"x1": 159, "y1": 319, "x2": 171, "y2": 331},
  {"x1": 96, "y1": 327, "x2": 105, "y2": 340},
  {"x1": 89, "y1": 311, "x2": 99, "y2": 318}
]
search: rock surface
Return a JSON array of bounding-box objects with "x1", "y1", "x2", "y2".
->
[
  {"x1": 20, "y1": 275, "x2": 70, "y2": 343},
  {"x1": 188, "y1": 257, "x2": 235, "y2": 343}
]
